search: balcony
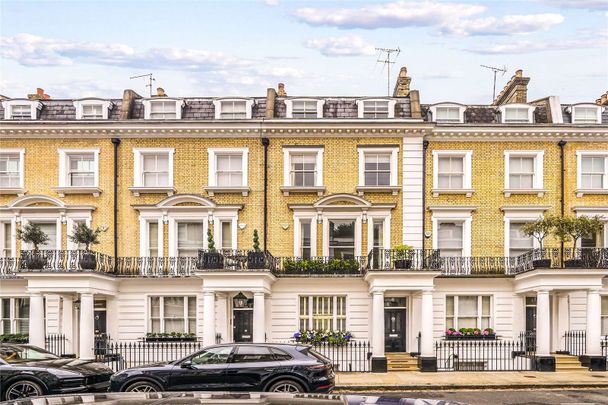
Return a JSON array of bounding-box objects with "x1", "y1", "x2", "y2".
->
[
  {"x1": 0, "y1": 250, "x2": 114, "y2": 277},
  {"x1": 272, "y1": 256, "x2": 368, "y2": 276}
]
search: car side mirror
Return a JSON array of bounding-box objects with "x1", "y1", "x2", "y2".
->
[{"x1": 181, "y1": 360, "x2": 193, "y2": 369}]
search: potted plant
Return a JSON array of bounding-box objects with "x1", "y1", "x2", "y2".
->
[
  {"x1": 68, "y1": 223, "x2": 107, "y2": 270},
  {"x1": 522, "y1": 216, "x2": 555, "y2": 268},
  {"x1": 445, "y1": 327, "x2": 495, "y2": 340},
  {"x1": 201, "y1": 229, "x2": 224, "y2": 269},
  {"x1": 393, "y1": 244, "x2": 413, "y2": 269},
  {"x1": 17, "y1": 223, "x2": 50, "y2": 269},
  {"x1": 247, "y1": 229, "x2": 266, "y2": 269},
  {"x1": 553, "y1": 216, "x2": 604, "y2": 267}
]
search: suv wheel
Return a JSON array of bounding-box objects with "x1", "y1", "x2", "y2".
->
[
  {"x1": 5, "y1": 380, "x2": 44, "y2": 400},
  {"x1": 124, "y1": 380, "x2": 161, "y2": 393},
  {"x1": 268, "y1": 379, "x2": 304, "y2": 393}
]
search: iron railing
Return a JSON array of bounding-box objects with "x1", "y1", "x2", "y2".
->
[
  {"x1": 518, "y1": 331, "x2": 537, "y2": 353},
  {"x1": 366, "y1": 249, "x2": 441, "y2": 271},
  {"x1": 563, "y1": 330, "x2": 586, "y2": 356},
  {"x1": 0, "y1": 257, "x2": 20, "y2": 276},
  {"x1": 436, "y1": 338, "x2": 535, "y2": 371},
  {"x1": 45, "y1": 334, "x2": 67, "y2": 356},
  {"x1": 310, "y1": 340, "x2": 372, "y2": 372},
  {"x1": 94, "y1": 339, "x2": 205, "y2": 372},
  {"x1": 273, "y1": 256, "x2": 367, "y2": 276},
  {"x1": 115, "y1": 256, "x2": 197, "y2": 277},
  {"x1": 19, "y1": 250, "x2": 114, "y2": 273}
]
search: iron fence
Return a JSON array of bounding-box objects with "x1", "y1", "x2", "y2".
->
[
  {"x1": 115, "y1": 257, "x2": 197, "y2": 277},
  {"x1": 442, "y1": 255, "x2": 533, "y2": 276},
  {"x1": 45, "y1": 334, "x2": 67, "y2": 356},
  {"x1": 94, "y1": 340, "x2": 205, "y2": 371},
  {"x1": 0, "y1": 257, "x2": 19, "y2": 276},
  {"x1": 19, "y1": 250, "x2": 114, "y2": 272},
  {"x1": 563, "y1": 330, "x2": 586, "y2": 356},
  {"x1": 518, "y1": 331, "x2": 537, "y2": 353},
  {"x1": 366, "y1": 249, "x2": 440, "y2": 271},
  {"x1": 310, "y1": 340, "x2": 372, "y2": 372},
  {"x1": 435, "y1": 338, "x2": 534, "y2": 371}
]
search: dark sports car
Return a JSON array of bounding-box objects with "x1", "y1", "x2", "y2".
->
[
  {"x1": 109, "y1": 343, "x2": 334, "y2": 394},
  {"x1": 0, "y1": 343, "x2": 114, "y2": 401}
]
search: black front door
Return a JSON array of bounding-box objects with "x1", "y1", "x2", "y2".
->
[
  {"x1": 525, "y1": 296, "x2": 537, "y2": 351},
  {"x1": 234, "y1": 310, "x2": 253, "y2": 342},
  {"x1": 384, "y1": 309, "x2": 406, "y2": 352},
  {"x1": 94, "y1": 310, "x2": 107, "y2": 335}
]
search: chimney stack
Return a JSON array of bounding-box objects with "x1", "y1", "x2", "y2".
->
[
  {"x1": 277, "y1": 83, "x2": 287, "y2": 97},
  {"x1": 27, "y1": 87, "x2": 50, "y2": 100},
  {"x1": 492, "y1": 69, "x2": 530, "y2": 106},
  {"x1": 596, "y1": 91, "x2": 608, "y2": 106},
  {"x1": 266, "y1": 87, "x2": 277, "y2": 119},
  {"x1": 393, "y1": 67, "x2": 411, "y2": 97},
  {"x1": 119, "y1": 89, "x2": 142, "y2": 120}
]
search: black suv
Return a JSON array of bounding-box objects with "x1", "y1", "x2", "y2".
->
[{"x1": 109, "y1": 343, "x2": 334, "y2": 394}]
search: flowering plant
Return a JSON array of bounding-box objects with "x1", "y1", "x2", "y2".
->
[
  {"x1": 445, "y1": 327, "x2": 494, "y2": 338},
  {"x1": 293, "y1": 330, "x2": 352, "y2": 346}
]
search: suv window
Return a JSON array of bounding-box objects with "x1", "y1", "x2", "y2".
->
[
  {"x1": 191, "y1": 346, "x2": 233, "y2": 365},
  {"x1": 270, "y1": 347, "x2": 292, "y2": 361},
  {"x1": 231, "y1": 346, "x2": 275, "y2": 363}
]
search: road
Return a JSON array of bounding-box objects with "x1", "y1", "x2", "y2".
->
[{"x1": 339, "y1": 389, "x2": 608, "y2": 404}]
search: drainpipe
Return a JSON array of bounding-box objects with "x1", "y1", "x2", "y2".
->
[
  {"x1": 261, "y1": 134, "x2": 270, "y2": 252},
  {"x1": 422, "y1": 140, "x2": 429, "y2": 250},
  {"x1": 111, "y1": 138, "x2": 121, "y2": 268},
  {"x1": 558, "y1": 140, "x2": 567, "y2": 266}
]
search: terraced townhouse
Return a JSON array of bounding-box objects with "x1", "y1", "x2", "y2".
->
[{"x1": 0, "y1": 68, "x2": 607, "y2": 373}]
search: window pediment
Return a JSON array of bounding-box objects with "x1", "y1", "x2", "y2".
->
[{"x1": 313, "y1": 194, "x2": 372, "y2": 209}]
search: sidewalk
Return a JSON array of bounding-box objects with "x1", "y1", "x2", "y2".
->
[{"x1": 335, "y1": 371, "x2": 608, "y2": 391}]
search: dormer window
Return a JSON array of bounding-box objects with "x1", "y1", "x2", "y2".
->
[
  {"x1": 356, "y1": 99, "x2": 396, "y2": 119},
  {"x1": 142, "y1": 99, "x2": 185, "y2": 120},
  {"x1": 498, "y1": 104, "x2": 535, "y2": 124},
  {"x1": 73, "y1": 99, "x2": 113, "y2": 120},
  {"x1": 572, "y1": 104, "x2": 601, "y2": 124},
  {"x1": 2, "y1": 100, "x2": 42, "y2": 120},
  {"x1": 285, "y1": 99, "x2": 324, "y2": 118},
  {"x1": 429, "y1": 103, "x2": 466, "y2": 123},
  {"x1": 213, "y1": 99, "x2": 254, "y2": 119}
]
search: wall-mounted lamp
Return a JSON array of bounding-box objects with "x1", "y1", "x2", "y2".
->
[
  {"x1": 238, "y1": 223, "x2": 247, "y2": 230},
  {"x1": 233, "y1": 292, "x2": 248, "y2": 309}
]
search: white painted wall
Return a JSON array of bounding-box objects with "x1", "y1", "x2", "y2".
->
[{"x1": 402, "y1": 137, "x2": 424, "y2": 248}]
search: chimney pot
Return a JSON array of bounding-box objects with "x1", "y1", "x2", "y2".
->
[
  {"x1": 27, "y1": 88, "x2": 50, "y2": 100},
  {"x1": 277, "y1": 83, "x2": 286, "y2": 97},
  {"x1": 393, "y1": 66, "x2": 411, "y2": 97},
  {"x1": 515, "y1": 69, "x2": 523, "y2": 77},
  {"x1": 154, "y1": 87, "x2": 167, "y2": 97}
]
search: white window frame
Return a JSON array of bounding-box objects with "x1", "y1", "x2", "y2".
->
[
  {"x1": 0, "y1": 220, "x2": 15, "y2": 257},
  {"x1": 367, "y1": 216, "x2": 391, "y2": 253},
  {"x1": 67, "y1": 216, "x2": 92, "y2": 250},
  {"x1": 576, "y1": 151, "x2": 608, "y2": 196},
  {"x1": 299, "y1": 295, "x2": 347, "y2": 331},
  {"x1": 2, "y1": 100, "x2": 42, "y2": 120},
  {"x1": 148, "y1": 295, "x2": 196, "y2": 334},
  {"x1": 429, "y1": 103, "x2": 466, "y2": 123},
  {"x1": 282, "y1": 147, "x2": 324, "y2": 194},
  {"x1": 504, "y1": 150, "x2": 545, "y2": 196},
  {"x1": 293, "y1": 214, "x2": 318, "y2": 257},
  {"x1": 501, "y1": 208, "x2": 547, "y2": 257},
  {"x1": 430, "y1": 207, "x2": 474, "y2": 257},
  {"x1": 139, "y1": 216, "x2": 163, "y2": 257},
  {"x1": 0, "y1": 297, "x2": 30, "y2": 334},
  {"x1": 498, "y1": 103, "x2": 535, "y2": 124},
  {"x1": 131, "y1": 148, "x2": 175, "y2": 196},
  {"x1": 213, "y1": 99, "x2": 254, "y2": 120},
  {"x1": 432, "y1": 150, "x2": 473, "y2": 197},
  {"x1": 73, "y1": 99, "x2": 113, "y2": 120},
  {"x1": 445, "y1": 295, "x2": 492, "y2": 330},
  {"x1": 142, "y1": 98, "x2": 185, "y2": 120},
  {"x1": 206, "y1": 148, "x2": 249, "y2": 196},
  {"x1": 602, "y1": 296, "x2": 608, "y2": 336},
  {"x1": 285, "y1": 99, "x2": 325, "y2": 119},
  {"x1": 167, "y1": 216, "x2": 209, "y2": 257},
  {"x1": 356, "y1": 99, "x2": 396, "y2": 119},
  {"x1": 571, "y1": 104, "x2": 602, "y2": 124},
  {"x1": 56, "y1": 148, "x2": 100, "y2": 196},
  {"x1": 214, "y1": 216, "x2": 237, "y2": 250},
  {"x1": 357, "y1": 146, "x2": 399, "y2": 193},
  {"x1": 0, "y1": 148, "x2": 25, "y2": 193},
  {"x1": 20, "y1": 218, "x2": 62, "y2": 251},
  {"x1": 322, "y1": 215, "x2": 362, "y2": 257}
]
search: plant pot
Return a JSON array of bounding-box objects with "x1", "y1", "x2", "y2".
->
[
  {"x1": 24, "y1": 254, "x2": 47, "y2": 270},
  {"x1": 565, "y1": 259, "x2": 583, "y2": 268},
  {"x1": 445, "y1": 334, "x2": 496, "y2": 340},
  {"x1": 532, "y1": 259, "x2": 551, "y2": 269},
  {"x1": 394, "y1": 259, "x2": 412, "y2": 269},
  {"x1": 79, "y1": 252, "x2": 97, "y2": 270},
  {"x1": 200, "y1": 252, "x2": 224, "y2": 269},
  {"x1": 247, "y1": 251, "x2": 266, "y2": 269}
]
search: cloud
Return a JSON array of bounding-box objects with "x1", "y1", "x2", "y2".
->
[
  {"x1": 0, "y1": 33, "x2": 252, "y2": 71},
  {"x1": 294, "y1": 1, "x2": 564, "y2": 36},
  {"x1": 465, "y1": 37, "x2": 607, "y2": 54},
  {"x1": 263, "y1": 0, "x2": 280, "y2": 5},
  {"x1": 303, "y1": 35, "x2": 375, "y2": 57},
  {"x1": 540, "y1": 0, "x2": 608, "y2": 10}
]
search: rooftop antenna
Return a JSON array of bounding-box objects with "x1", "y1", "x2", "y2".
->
[
  {"x1": 376, "y1": 47, "x2": 401, "y2": 96},
  {"x1": 130, "y1": 73, "x2": 156, "y2": 97},
  {"x1": 480, "y1": 64, "x2": 507, "y2": 101}
]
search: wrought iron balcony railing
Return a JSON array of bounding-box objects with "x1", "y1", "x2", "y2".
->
[
  {"x1": 366, "y1": 248, "x2": 441, "y2": 271},
  {"x1": 9, "y1": 250, "x2": 114, "y2": 274}
]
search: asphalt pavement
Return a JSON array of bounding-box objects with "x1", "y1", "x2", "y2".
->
[{"x1": 338, "y1": 389, "x2": 608, "y2": 405}]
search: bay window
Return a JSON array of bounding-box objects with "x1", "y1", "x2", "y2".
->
[
  {"x1": 299, "y1": 296, "x2": 346, "y2": 331},
  {"x1": 150, "y1": 296, "x2": 196, "y2": 334},
  {"x1": 446, "y1": 295, "x2": 491, "y2": 330}
]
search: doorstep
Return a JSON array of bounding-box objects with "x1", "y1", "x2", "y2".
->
[{"x1": 335, "y1": 370, "x2": 608, "y2": 391}]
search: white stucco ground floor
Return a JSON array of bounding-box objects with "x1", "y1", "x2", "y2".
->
[{"x1": 1, "y1": 269, "x2": 607, "y2": 371}]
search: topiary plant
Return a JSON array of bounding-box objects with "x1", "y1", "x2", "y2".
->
[
  {"x1": 68, "y1": 223, "x2": 107, "y2": 251},
  {"x1": 252, "y1": 229, "x2": 260, "y2": 252},
  {"x1": 207, "y1": 228, "x2": 215, "y2": 251},
  {"x1": 17, "y1": 223, "x2": 49, "y2": 253}
]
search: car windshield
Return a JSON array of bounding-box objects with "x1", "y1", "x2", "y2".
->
[{"x1": 0, "y1": 345, "x2": 59, "y2": 363}]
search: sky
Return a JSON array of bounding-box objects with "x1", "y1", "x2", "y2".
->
[{"x1": 0, "y1": 0, "x2": 607, "y2": 104}]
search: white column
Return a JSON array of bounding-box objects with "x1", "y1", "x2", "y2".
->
[
  {"x1": 511, "y1": 294, "x2": 525, "y2": 339},
  {"x1": 536, "y1": 290, "x2": 551, "y2": 356},
  {"x1": 585, "y1": 289, "x2": 602, "y2": 356},
  {"x1": 556, "y1": 293, "x2": 569, "y2": 352},
  {"x1": 79, "y1": 293, "x2": 95, "y2": 360},
  {"x1": 203, "y1": 291, "x2": 216, "y2": 347},
  {"x1": 62, "y1": 296, "x2": 74, "y2": 354},
  {"x1": 216, "y1": 294, "x2": 228, "y2": 344},
  {"x1": 253, "y1": 292, "x2": 265, "y2": 343},
  {"x1": 371, "y1": 290, "x2": 385, "y2": 359},
  {"x1": 420, "y1": 290, "x2": 434, "y2": 357},
  {"x1": 29, "y1": 293, "x2": 45, "y2": 348}
]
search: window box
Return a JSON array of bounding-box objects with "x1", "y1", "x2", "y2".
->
[
  {"x1": 444, "y1": 328, "x2": 496, "y2": 340},
  {"x1": 293, "y1": 330, "x2": 352, "y2": 346},
  {"x1": 144, "y1": 333, "x2": 196, "y2": 342}
]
